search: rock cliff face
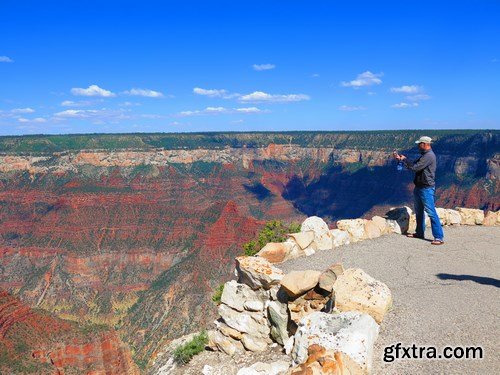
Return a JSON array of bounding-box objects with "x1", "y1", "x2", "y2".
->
[
  {"x1": 0, "y1": 289, "x2": 139, "y2": 374},
  {"x1": 0, "y1": 130, "x2": 498, "y2": 371}
]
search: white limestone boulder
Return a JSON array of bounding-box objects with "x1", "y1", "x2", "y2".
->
[
  {"x1": 221, "y1": 280, "x2": 267, "y2": 312},
  {"x1": 456, "y1": 207, "x2": 485, "y2": 225},
  {"x1": 218, "y1": 304, "x2": 270, "y2": 339},
  {"x1": 301, "y1": 216, "x2": 333, "y2": 250},
  {"x1": 329, "y1": 229, "x2": 351, "y2": 247},
  {"x1": 333, "y1": 268, "x2": 392, "y2": 324},
  {"x1": 280, "y1": 270, "x2": 322, "y2": 298},
  {"x1": 336, "y1": 219, "x2": 367, "y2": 242},
  {"x1": 291, "y1": 311, "x2": 379, "y2": 374},
  {"x1": 385, "y1": 206, "x2": 412, "y2": 234},
  {"x1": 235, "y1": 256, "x2": 284, "y2": 290}
]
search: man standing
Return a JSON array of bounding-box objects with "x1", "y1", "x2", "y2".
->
[{"x1": 393, "y1": 136, "x2": 445, "y2": 245}]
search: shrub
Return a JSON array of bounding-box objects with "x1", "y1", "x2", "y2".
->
[
  {"x1": 211, "y1": 283, "x2": 225, "y2": 304},
  {"x1": 243, "y1": 220, "x2": 302, "y2": 256},
  {"x1": 173, "y1": 330, "x2": 209, "y2": 364}
]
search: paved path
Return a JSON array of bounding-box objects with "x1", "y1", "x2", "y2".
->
[{"x1": 280, "y1": 226, "x2": 500, "y2": 374}]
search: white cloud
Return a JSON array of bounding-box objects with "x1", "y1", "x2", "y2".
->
[
  {"x1": 338, "y1": 105, "x2": 366, "y2": 111},
  {"x1": 311, "y1": 73, "x2": 320, "y2": 78},
  {"x1": 123, "y1": 88, "x2": 164, "y2": 98},
  {"x1": 53, "y1": 108, "x2": 131, "y2": 123},
  {"x1": 18, "y1": 117, "x2": 46, "y2": 123},
  {"x1": 71, "y1": 85, "x2": 116, "y2": 97},
  {"x1": 11, "y1": 107, "x2": 35, "y2": 114},
  {"x1": 119, "y1": 101, "x2": 142, "y2": 107},
  {"x1": 391, "y1": 102, "x2": 419, "y2": 109},
  {"x1": 406, "y1": 94, "x2": 431, "y2": 102},
  {"x1": 192, "y1": 87, "x2": 240, "y2": 99},
  {"x1": 61, "y1": 100, "x2": 101, "y2": 107},
  {"x1": 193, "y1": 87, "x2": 228, "y2": 97},
  {"x1": 235, "y1": 107, "x2": 263, "y2": 113},
  {"x1": 0, "y1": 56, "x2": 14, "y2": 63},
  {"x1": 178, "y1": 106, "x2": 265, "y2": 117},
  {"x1": 239, "y1": 91, "x2": 310, "y2": 103},
  {"x1": 253, "y1": 64, "x2": 275, "y2": 71},
  {"x1": 390, "y1": 85, "x2": 422, "y2": 94},
  {"x1": 341, "y1": 71, "x2": 383, "y2": 88}
]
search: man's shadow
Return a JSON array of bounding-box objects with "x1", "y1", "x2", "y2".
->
[{"x1": 436, "y1": 273, "x2": 500, "y2": 288}]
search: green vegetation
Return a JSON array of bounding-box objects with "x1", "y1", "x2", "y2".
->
[
  {"x1": 243, "y1": 220, "x2": 302, "y2": 256},
  {"x1": 173, "y1": 330, "x2": 209, "y2": 365},
  {"x1": 211, "y1": 283, "x2": 225, "y2": 304},
  {"x1": 0, "y1": 130, "x2": 495, "y2": 154}
]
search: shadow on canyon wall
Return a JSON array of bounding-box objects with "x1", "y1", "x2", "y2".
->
[{"x1": 282, "y1": 132, "x2": 499, "y2": 220}]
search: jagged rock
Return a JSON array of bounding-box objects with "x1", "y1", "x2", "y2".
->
[
  {"x1": 202, "y1": 364, "x2": 214, "y2": 375},
  {"x1": 456, "y1": 207, "x2": 485, "y2": 225},
  {"x1": 257, "y1": 242, "x2": 291, "y2": 264},
  {"x1": 336, "y1": 219, "x2": 367, "y2": 242},
  {"x1": 208, "y1": 330, "x2": 244, "y2": 356},
  {"x1": 288, "y1": 290, "x2": 332, "y2": 324},
  {"x1": 237, "y1": 361, "x2": 290, "y2": 375},
  {"x1": 288, "y1": 231, "x2": 315, "y2": 249},
  {"x1": 386, "y1": 219, "x2": 402, "y2": 234},
  {"x1": 364, "y1": 220, "x2": 382, "y2": 239},
  {"x1": 291, "y1": 311, "x2": 379, "y2": 374},
  {"x1": 318, "y1": 264, "x2": 344, "y2": 293},
  {"x1": 302, "y1": 242, "x2": 317, "y2": 256},
  {"x1": 371, "y1": 215, "x2": 390, "y2": 234},
  {"x1": 329, "y1": 229, "x2": 350, "y2": 247},
  {"x1": 236, "y1": 256, "x2": 284, "y2": 290},
  {"x1": 216, "y1": 320, "x2": 243, "y2": 340},
  {"x1": 288, "y1": 344, "x2": 347, "y2": 375},
  {"x1": 281, "y1": 270, "x2": 322, "y2": 298},
  {"x1": 446, "y1": 209, "x2": 462, "y2": 225},
  {"x1": 218, "y1": 304, "x2": 270, "y2": 338},
  {"x1": 244, "y1": 300, "x2": 265, "y2": 312},
  {"x1": 284, "y1": 336, "x2": 295, "y2": 355},
  {"x1": 268, "y1": 300, "x2": 289, "y2": 345},
  {"x1": 284, "y1": 239, "x2": 304, "y2": 260},
  {"x1": 221, "y1": 280, "x2": 266, "y2": 312},
  {"x1": 385, "y1": 206, "x2": 412, "y2": 234},
  {"x1": 241, "y1": 333, "x2": 268, "y2": 352},
  {"x1": 483, "y1": 210, "x2": 500, "y2": 226},
  {"x1": 301, "y1": 216, "x2": 333, "y2": 250},
  {"x1": 333, "y1": 268, "x2": 392, "y2": 324}
]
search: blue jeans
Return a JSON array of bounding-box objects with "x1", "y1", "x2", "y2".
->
[{"x1": 413, "y1": 186, "x2": 444, "y2": 240}]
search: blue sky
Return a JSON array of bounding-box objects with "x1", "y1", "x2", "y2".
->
[{"x1": 1, "y1": 1, "x2": 499, "y2": 135}]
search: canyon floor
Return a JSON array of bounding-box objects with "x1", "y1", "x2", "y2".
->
[{"x1": 281, "y1": 225, "x2": 500, "y2": 374}]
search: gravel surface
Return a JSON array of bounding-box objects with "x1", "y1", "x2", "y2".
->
[{"x1": 280, "y1": 226, "x2": 500, "y2": 374}]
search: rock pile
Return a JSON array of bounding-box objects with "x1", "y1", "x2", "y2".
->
[
  {"x1": 257, "y1": 206, "x2": 499, "y2": 265},
  {"x1": 207, "y1": 253, "x2": 393, "y2": 374}
]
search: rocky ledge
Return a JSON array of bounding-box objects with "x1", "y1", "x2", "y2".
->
[{"x1": 151, "y1": 206, "x2": 498, "y2": 375}]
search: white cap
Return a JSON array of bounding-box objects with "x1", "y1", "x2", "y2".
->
[{"x1": 415, "y1": 136, "x2": 432, "y2": 144}]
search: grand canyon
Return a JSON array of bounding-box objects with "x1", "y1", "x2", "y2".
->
[{"x1": 0, "y1": 130, "x2": 498, "y2": 373}]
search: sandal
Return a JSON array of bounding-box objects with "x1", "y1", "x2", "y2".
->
[
  {"x1": 431, "y1": 239, "x2": 444, "y2": 245},
  {"x1": 406, "y1": 233, "x2": 425, "y2": 239}
]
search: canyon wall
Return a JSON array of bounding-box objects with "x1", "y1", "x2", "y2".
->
[{"x1": 0, "y1": 130, "x2": 498, "y2": 371}]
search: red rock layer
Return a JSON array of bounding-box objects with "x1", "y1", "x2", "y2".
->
[{"x1": 0, "y1": 289, "x2": 139, "y2": 375}]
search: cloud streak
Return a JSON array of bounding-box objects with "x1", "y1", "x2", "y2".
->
[
  {"x1": 123, "y1": 88, "x2": 164, "y2": 98},
  {"x1": 0, "y1": 56, "x2": 14, "y2": 63},
  {"x1": 391, "y1": 102, "x2": 419, "y2": 109},
  {"x1": 71, "y1": 85, "x2": 116, "y2": 97},
  {"x1": 238, "y1": 91, "x2": 310, "y2": 103},
  {"x1": 178, "y1": 106, "x2": 266, "y2": 117},
  {"x1": 390, "y1": 85, "x2": 421, "y2": 94},
  {"x1": 338, "y1": 105, "x2": 366, "y2": 111},
  {"x1": 253, "y1": 63, "x2": 275, "y2": 71},
  {"x1": 341, "y1": 71, "x2": 383, "y2": 88}
]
